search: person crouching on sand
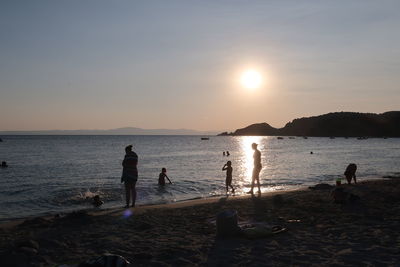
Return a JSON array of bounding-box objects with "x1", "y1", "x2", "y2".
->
[
  {"x1": 158, "y1": 168, "x2": 172, "y2": 186},
  {"x1": 344, "y1": 163, "x2": 357, "y2": 184},
  {"x1": 222, "y1": 161, "x2": 234, "y2": 194},
  {"x1": 121, "y1": 145, "x2": 138, "y2": 208}
]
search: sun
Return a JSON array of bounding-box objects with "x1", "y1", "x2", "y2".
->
[{"x1": 240, "y1": 70, "x2": 262, "y2": 89}]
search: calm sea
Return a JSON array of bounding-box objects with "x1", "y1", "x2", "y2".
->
[{"x1": 0, "y1": 135, "x2": 399, "y2": 220}]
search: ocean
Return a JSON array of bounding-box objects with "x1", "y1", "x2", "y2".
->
[{"x1": 0, "y1": 135, "x2": 399, "y2": 221}]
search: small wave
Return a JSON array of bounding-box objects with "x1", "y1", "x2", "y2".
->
[{"x1": 50, "y1": 187, "x2": 123, "y2": 206}]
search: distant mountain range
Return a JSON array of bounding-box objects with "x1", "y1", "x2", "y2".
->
[
  {"x1": 0, "y1": 127, "x2": 218, "y2": 135},
  {"x1": 218, "y1": 111, "x2": 400, "y2": 137}
]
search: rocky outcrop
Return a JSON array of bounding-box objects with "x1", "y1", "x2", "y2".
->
[{"x1": 219, "y1": 111, "x2": 400, "y2": 137}]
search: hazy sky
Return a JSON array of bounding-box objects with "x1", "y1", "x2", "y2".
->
[{"x1": 1, "y1": 0, "x2": 400, "y2": 131}]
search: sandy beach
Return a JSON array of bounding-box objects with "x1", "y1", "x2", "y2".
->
[{"x1": 1, "y1": 178, "x2": 399, "y2": 266}]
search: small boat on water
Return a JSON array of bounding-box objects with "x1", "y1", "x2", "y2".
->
[
  {"x1": 277, "y1": 137, "x2": 284, "y2": 140},
  {"x1": 201, "y1": 137, "x2": 210, "y2": 140},
  {"x1": 303, "y1": 136, "x2": 308, "y2": 139}
]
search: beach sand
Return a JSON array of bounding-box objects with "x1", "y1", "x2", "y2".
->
[{"x1": 1, "y1": 178, "x2": 400, "y2": 266}]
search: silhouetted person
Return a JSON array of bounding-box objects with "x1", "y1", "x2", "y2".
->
[
  {"x1": 222, "y1": 161, "x2": 234, "y2": 194},
  {"x1": 248, "y1": 143, "x2": 262, "y2": 194},
  {"x1": 1, "y1": 161, "x2": 8, "y2": 168},
  {"x1": 121, "y1": 145, "x2": 138, "y2": 208},
  {"x1": 158, "y1": 167, "x2": 172, "y2": 186},
  {"x1": 223, "y1": 151, "x2": 226, "y2": 156},
  {"x1": 344, "y1": 163, "x2": 357, "y2": 184},
  {"x1": 92, "y1": 195, "x2": 104, "y2": 207},
  {"x1": 226, "y1": 151, "x2": 230, "y2": 156}
]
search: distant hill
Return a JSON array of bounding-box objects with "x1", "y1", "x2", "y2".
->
[
  {"x1": 0, "y1": 127, "x2": 217, "y2": 135},
  {"x1": 218, "y1": 111, "x2": 400, "y2": 137}
]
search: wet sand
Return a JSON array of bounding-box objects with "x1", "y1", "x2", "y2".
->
[{"x1": 1, "y1": 178, "x2": 400, "y2": 266}]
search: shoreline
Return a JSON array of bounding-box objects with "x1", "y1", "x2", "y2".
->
[
  {"x1": 0, "y1": 186, "x2": 304, "y2": 229},
  {"x1": 0, "y1": 176, "x2": 388, "y2": 227},
  {"x1": 0, "y1": 176, "x2": 387, "y2": 227},
  {"x1": 1, "y1": 177, "x2": 399, "y2": 266}
]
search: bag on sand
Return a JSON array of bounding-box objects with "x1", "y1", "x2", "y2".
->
[{"x1": 216, "y1": 210, "x2": 241, "y2": 238}]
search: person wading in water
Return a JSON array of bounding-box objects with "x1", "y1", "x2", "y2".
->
[{"x1": 121, "y1": 145, "x2": 138, "y2": 208}]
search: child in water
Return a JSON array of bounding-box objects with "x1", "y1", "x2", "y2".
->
[
  {"x1": 92, "y1": 195, "x2": 104, "y2": 207},
  {"x1": 158, "y1": 168, "x2": 172, "y2": 186},
  {"x1": 222, "y1": 161, "x2": 234, "y2": 193}
]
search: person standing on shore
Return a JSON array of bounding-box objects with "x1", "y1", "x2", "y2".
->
[
  {"x1": 248, "y1": 143, "x2": 262, "y2": 195},
  {"x1": 121, "y1": 145, "x2": 138, "y2": 208}
]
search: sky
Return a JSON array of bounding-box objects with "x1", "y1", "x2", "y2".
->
[{"x1": 1, "y1": 0, "x2": 400, "y2": 131}]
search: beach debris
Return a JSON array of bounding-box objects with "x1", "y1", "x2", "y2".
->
[
  {"x1": 216, "y1": 210, "x2": 287, "y2": 240},
  {"x1": 78, "y1": 253, "x2": 131, "y2": 267},
  {"x1": 1, "y1": 161, "x2": 8, "y2": 168},
  {"x1": 286, "y1": 219, "x2": 301, "y2": 223},
  {"x1": 241, "y1": 225, "x2": 287, "y2": 240},
  {"x1": 308, "y1": 183, "x2": 334, "y2": 190},
  {"x1": 216, "y1": 210, "x2": 241, "y2": 238},
  {"x1": 336, "y1": 248, "x2": 353, "y2": 256}
]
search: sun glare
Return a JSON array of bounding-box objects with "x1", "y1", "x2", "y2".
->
[{"x1": 240, "y1": 70, "x2": 262, "y2": 89}]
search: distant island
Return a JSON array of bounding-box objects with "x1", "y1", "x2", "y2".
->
[
  {"x1": 0, "y1": 127, "x2": 218, "y2": 136},
  {"x1": 218, "y1": 111, "x2": 400, "y2": 137}
]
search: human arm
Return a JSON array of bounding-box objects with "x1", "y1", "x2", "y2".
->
[
  {"x1": 222, "y1": 164, "x2": 227, "y2": 171},
  {"x1": 165, "y1": 175, "x2": 172, "y2": 184}
]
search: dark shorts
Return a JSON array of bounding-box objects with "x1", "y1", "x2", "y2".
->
[{"x1": 124, "y1": 180, "x2": 136, "y2": 189}]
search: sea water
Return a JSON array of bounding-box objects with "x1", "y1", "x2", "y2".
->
[{"x1": 0, "y1": 135, "x2": 399, "y2": 220}]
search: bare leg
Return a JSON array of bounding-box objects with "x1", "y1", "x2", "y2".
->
[
  {"x1": 131, "y1": 182, "x2": 136, "y2": 207},
  {"x1": 248, "y1": 177, "x2": 255, "y2": 194},
  {"x1": 257, "y1": 177, "x2": 261, "y2": 193},
  {"x1": 125, "y1": 183, "x2": 130, "y2": 207},
  {"x1": 248, "y1": 168, "x2": 257, "y2": 194},
  {"x1": 229, "y1": 185, "x2": 235, "y2": 193},
  {"x1": 353, "y1": 175, "x2": 357, "y2": 184}
]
